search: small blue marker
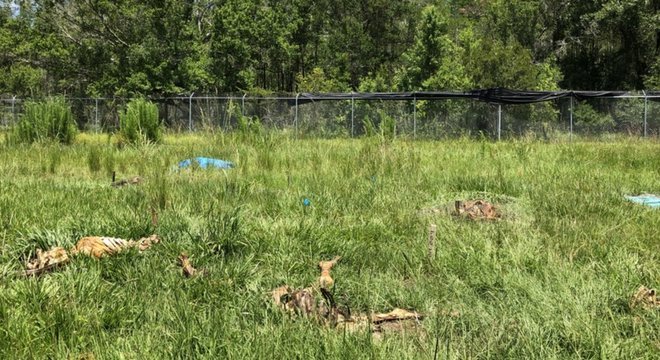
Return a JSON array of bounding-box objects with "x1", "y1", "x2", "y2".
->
[{"x1": 303, "y1": 198, "x2": 311, "y2": 207}]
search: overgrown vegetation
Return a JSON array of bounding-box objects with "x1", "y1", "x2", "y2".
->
[
  {"x1": 118, "y1": 98, "x2": 163, "y2": 145},
  {"x1": 0, "y1": 133, "x2": 658, "y2": 358},
  {"x1": 573, "y1": 102, "x2": 616, "y2": 134},
  {"x1": 10, "y1": 97, "x2": 77, "y2": 144}
]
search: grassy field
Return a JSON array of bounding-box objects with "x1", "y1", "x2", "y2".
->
[{"x1": 0, "y1": 132, "x2": 658, "y2": 359}]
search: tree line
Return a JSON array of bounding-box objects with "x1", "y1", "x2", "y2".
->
[{"x1": 1, "y1": 0, "x2": 658, "y2": 98}]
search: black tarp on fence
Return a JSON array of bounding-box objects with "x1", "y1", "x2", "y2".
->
[{"x1": 292, "y1": 88, "x2": 645, "y2": 105}]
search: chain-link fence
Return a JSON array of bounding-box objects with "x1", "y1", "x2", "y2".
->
[
  {"x1": 1, "y1": 94, "x2": 658, "y2": 139},
  {"x1": 0, "y1": 97, "x2": 21, "y2": 129}
]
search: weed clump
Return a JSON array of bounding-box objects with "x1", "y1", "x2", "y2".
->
[
  {"x1": 362, "y1": 109, "x2": 396, "y2": 142},
  {"x1": 10, "y1": 97, "x2": 78, "y2": 144},
  {"x1": 237, "y1": 114, "x2": 264, "y2": 141},
  {"x1": 226, "y1": 99, "x2": 263, "y2": 142},
  {"x1": 87, "y1": 146, "x2": 102, "y2": 174},
  {"x1": 118, "y1": 98, "x2": 163, "y2": 145}
]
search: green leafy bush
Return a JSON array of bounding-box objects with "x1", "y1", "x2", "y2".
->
[
  {"x1": 118, "y1": 98, "x2": 163, "y2": 145},
  {"x1": 11, "y1": 97, "x2": 77, "y2": 144},
  {"x1": 573, "y1": 102, "x2": 615, "y2": 134}
]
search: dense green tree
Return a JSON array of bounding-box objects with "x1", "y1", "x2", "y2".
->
[
  {"x1": 319, "y1": 0, "x2": 418, "y2": 89},
  {"x1": 406, "y1": 8, "x2": 470, "y2": 90},
  {"x1": 210, "y1": 0, "x2": 258, "y2": 92},
  {"x1": 0, "y1": 0, "x2": 657, "y2": 96},
  {"x1": 551, "y1": 0, "x2": 659, "y2": 89},
  {"x1": 646, "y1": 57, "x2": 660, "y2": 89},
  {"x1": 0, "y1": 0, "x2": 66, "y2": 96},
  {"x1": 23, "y1": 0, "x2": 213, "y2": 96}
]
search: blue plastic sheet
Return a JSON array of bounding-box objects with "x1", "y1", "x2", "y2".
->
[
  {"x1": 178, "y1": 157, "x2": 234, "y2": 170},
  {"x1": 625, "y1": 194, "x2": 660, "y2": 209}
]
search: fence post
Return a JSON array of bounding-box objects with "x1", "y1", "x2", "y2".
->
[
  {"x1": 643, "y1": 91, "x2": 648, "y2": 138},
  {"x1": 569, "y1": 96, "x2": 574, "y2": 140},
  {"x1": 188, "y1": 93, "x2": 194, "y2": 131},
  {"x1": 428, "y1": 223, "x2": 437, "y2": 261},
  {"x1": 95, "y1": 98, "x2": 99, "y2": 132},
  {"x1": 497, "y1": 103, "x2": 502, "y2": 141},
  {"x1": 413, "y1": 95, "x2": 417, "y2": 139},
  {"x1": 295, "y1": 93, "x2": 300, "y2": 137},
  {"x1": 241, "y1": 93, "x2": 246, "y2": 117},
  {"x1": 11, "y1": 95, "x2": 16, "y2": 125},
  {"x1": 351, "y1": 93, "x2": 355, "y2": 137}
]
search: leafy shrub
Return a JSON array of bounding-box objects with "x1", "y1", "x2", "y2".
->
[
  {"x1": 573, "y1": 102, "x2": 615, "y2": 134},
  {"x1": 612, "y1": 98, "x2": 645, "y2": 134},
  {"x1": 11, "y1": 97, "x2": 77, "y2": 144},
  {"x1": 118, "y1": 98, "x2": 163, "y2": 145}
]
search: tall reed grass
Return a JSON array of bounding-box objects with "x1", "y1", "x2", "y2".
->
[
  {"x1": 118, "y1": 98, "x2": 163, "y2": 145},
  {"x1": 10, "y1": 97, "x2": 77, "y2": 144}
]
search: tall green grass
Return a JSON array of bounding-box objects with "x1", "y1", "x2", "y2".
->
[
  {"x1": 10, "y1": 97, "x2": 78, "y2": 144},
  {"x1": 118, "y1": 98, "x2": 163, "y2": 145},
  {"x1": 0, "y1": 134, "x2": 658, "y2": 358}
]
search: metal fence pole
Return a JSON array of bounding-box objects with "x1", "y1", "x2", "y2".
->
[
  {"x1": 497, "y1": 104, "x2": 502, "y2": 141},
  {"x1": 295, "y1": 93, "x2": 299, "y2": 136},
  {"x1": 241, "y1": 94, "x2": 246, "y2": 117},
  {"x1": 570, "y1": 96, "x2": 574, "y2": 140},
  {"x1": 188, "y1": 93, "x2": 194, "y2": 131},
  {"x1": 351, "y1": 94, "x2": 355, "y2": 137},
  {"x1": 11, "y1": 95, "x2": 16, "y2": 125},
  {"x1": 95, "y1": 98, "x2": 99, "y2": 132},
  {"x1": 643, "y1": 91, "x2": 648, "y2": 138},
  {"x1": 413, "y1": 96, "x2": 417, "y2": 139}
]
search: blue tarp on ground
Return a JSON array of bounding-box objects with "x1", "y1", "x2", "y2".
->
[
  {"x1": 178, "y1": 157, "x2": 234, "y2": 170},
  {"x1": 625, "y1": 194, "x2": 660, "y2": 208}
]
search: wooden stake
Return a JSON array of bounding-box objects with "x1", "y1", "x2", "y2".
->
[
  {"x1": 454, "y1": 200, "x2": 462, "y2": 214},
  {"x1": 428, "y1": 224, "x2": 437, "y2": 261},
  {"x1": 151, "y1": 206, "x2": 159, "y2": 227}
]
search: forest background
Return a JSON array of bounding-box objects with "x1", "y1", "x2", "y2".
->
[{"x1": 1, "y1": 0, "x2": 659, "y2": 98}]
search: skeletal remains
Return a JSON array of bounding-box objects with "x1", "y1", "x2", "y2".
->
[
  {"x1": 454, "y1": 199, "x2": 499, "y2": 220},
  {"x1": 24, "y1": 235, "x2": 160, "y2": 276},
  {"x1": 178, "y1": 253, "x2": 208, "y2": 277},
  {"x1": 630, "y1": 286, "x2": 659, "y2": 310},
  {"x1": 110, "y1": 173, "x2": 143, "y2": 188},
  {"x1": 271, "y1": 256, "x2": 424, "y2": 335},
  {"x1": 419, "y1": 199, "x2": 501, "y2": 221},
  {"x1": 24, "y1": 247, "x2": 69, "y2": 276}
]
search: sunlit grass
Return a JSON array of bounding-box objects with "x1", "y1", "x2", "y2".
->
[{"x1": 0, "y1": 132, "x2": 658, "y2": 358}]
